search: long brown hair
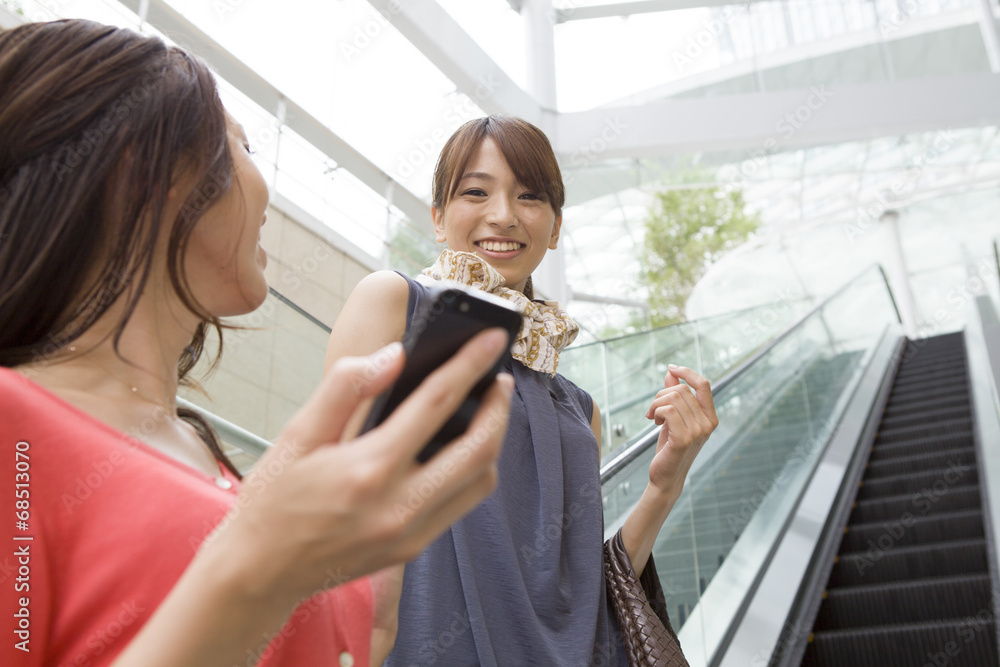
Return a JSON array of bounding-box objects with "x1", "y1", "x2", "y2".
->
[
  {"x1": 432, "y1": 116, "x2": 564, "y2": 299},
  {"x1": 0, "y1": 20, "x2": 240, "y2": 476}
]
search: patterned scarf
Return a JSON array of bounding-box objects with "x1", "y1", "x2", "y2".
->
[{"x1": 418, "y1": 250, "x2": 579, "y2": 375}]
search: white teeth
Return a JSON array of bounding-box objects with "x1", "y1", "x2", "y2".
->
[{"x1": 478, "y1": 241, "x2": 520, "y2": 252}]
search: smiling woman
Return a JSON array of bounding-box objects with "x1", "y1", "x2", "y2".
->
[{"x1": 326, "y1": 116, "x2": 719, "y2": 666}]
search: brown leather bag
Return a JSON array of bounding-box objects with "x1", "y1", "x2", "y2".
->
[{"x1": 604, "y1": 528, "x2": 689, "y2": 667}]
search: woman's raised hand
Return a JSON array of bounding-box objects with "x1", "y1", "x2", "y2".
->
[
  {"x1": 644, "y1": 365, "x2": 719, "y2": 503},
  {"x1": 204, "y1": 328, "x2": 514, "y2": 605}
]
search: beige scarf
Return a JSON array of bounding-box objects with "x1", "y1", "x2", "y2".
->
[{"x1": 418, "y1": 250, "x2": 579, "y2": 375}]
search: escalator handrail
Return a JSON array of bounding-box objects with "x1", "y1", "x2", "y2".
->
[
  {"x1": 565, "y1": 294, "x2": 811, "y2": 352},
  {"x1": 600, "y1": 263, "x2": 899, "y2": 484}
]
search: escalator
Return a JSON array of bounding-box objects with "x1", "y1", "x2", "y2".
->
[
  {"x1": 598, "y1": 267, "x2": 1000, "y2": 666},
  {"x1": 800, "y1": 332, "x2": 998, "y2": 665}
]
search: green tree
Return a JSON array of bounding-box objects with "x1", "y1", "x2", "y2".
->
[
  {"x1": 643, "y1": 186, "x2": 760, "y2": 327},
  {"x1": 0, "y1": 0, "x2": 24, "y2": 16}
]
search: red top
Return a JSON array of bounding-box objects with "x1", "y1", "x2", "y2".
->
[{"x1": 0, "y1": 367, "x2": 372, "y2": 667}]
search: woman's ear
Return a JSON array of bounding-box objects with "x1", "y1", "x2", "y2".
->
[
  {"x1": 431, "y1": 206, "x2": 447, "y2": 243},
  {"x1": 548, "y1": 215, "x2": 562, "y2": 250}
]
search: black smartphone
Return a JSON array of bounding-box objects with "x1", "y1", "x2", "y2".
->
[{"x1": 359, "y1": 283, "x2": 522, "y2": 463}]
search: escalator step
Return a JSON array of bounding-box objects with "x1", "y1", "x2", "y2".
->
[
  {"x1": 893, "y1": 359, "x2": 966, "y2": 376},
  {"x1": 881, "y1": 393, "x2": 970, "y2": 419},
  {"x1": 814, "y1": 574, "x2": 992, "y2": 630},
  {"x1": 829, "y1": 538, "x2": 989, "y2": 587},
  {"x1": 803, "y1": 617, "x2": 997, "y2": 666},
  {"x1": 850, "y1": 485, "x2": 982, "y2": 524},
  {"x1": 894, "y1": 363, "x2": 967, "y2": 381},
  {"x1": 891, "y1": 372, "x2": 967, "y2": 390},
  {"x1": 869, "y1": 432, "x2": 975, "y2": 460},
  {"x1": 879, "y1": 406, "x2": 972, "y2": 430},
  {"x1": 875, "y1": 418, "x2": 973, "y2": 444},
  {"x1": 865, "y1": 447, "x2": 976, "y2": 478},
  {"x1": 888, "y1": 376, "x2": 967, "y2": 398},
  {"x1": 840, "y1": 509, "x2": 984, "y2": 556},
  {"x1": 857, "y1": 465, "x2": 978, "y2": 500}
]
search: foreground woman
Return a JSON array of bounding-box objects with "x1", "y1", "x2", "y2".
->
[{"x1": 0, "y1": 20, "x2": 512, "y2": 666}]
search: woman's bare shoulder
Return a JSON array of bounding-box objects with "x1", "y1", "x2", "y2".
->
[{"x1": 325, "y1": 270, "x2": 410, "y2": 370}]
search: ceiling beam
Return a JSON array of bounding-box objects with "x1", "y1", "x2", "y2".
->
[
  {"x1": 113, "y1": 0, "x2": 433, "y2": 228},
  {"x1": 554, "y1": 73, "x2": 1000, "y2": 160},
  {"x1": 556, "y1": 0, "x2": 738, "y2": 23},
  {"x1": 366, "y1": 0, "x2": 544, "y2": 124}
]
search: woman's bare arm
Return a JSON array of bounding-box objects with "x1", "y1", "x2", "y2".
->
[{"x1": 323, "y1": 270, "x2": 410, "y2": 665}]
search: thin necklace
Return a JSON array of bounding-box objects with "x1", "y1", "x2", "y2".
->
[
  {"x1": 61, "y1": 345, "x2": 178, "y2": 413},
  {"x1": 62, "y1": 347, "x2": 234, "y2": 489}
]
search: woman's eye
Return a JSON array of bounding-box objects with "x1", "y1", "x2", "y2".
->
[
  {"x1": 463, "y1": 188, "x2": 486, "y2": 197},
  {"x1": 520, "y1": 192, "x2": 541, "y2": 201}
]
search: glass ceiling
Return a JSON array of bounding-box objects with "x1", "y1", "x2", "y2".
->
[{"x1": 7, "y1": 0, "x2": 999, "y2": 340}]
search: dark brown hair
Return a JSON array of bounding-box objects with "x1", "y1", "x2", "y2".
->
[
  {"x1": 432, "y1": 116, "x2": 564, "y2": 299},
  {"x1": 0, "y1": 20, "x2": 240, "y2": 476},
  {"x1": 432, "y1": 115, "x2": 565, "y2": 216}
]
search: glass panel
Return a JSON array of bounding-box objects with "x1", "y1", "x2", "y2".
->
[
  {"x1": 178, "y1": 289, "x2": 331, "y2": 473},
  {"x1": 562, "y1": 294, "x2": 814, "y2": 459},
  {"x1": 600, "y1": 266, "x2": 900, "y2": 661}
]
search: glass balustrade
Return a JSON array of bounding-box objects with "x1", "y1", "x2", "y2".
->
[
  {"x1": 561, "y1": 297, "x2": 814, "y2": 459},
  {"x1": 177, "y1": 288, "x2": 331, "y2": 472}
]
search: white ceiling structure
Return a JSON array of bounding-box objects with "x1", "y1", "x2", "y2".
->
[{"x1": 4, "y1": 0, "x2": 1000, "y2": 340}]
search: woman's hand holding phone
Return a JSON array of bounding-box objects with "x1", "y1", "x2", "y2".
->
[
  {"x1": 140, "y1": 331, "x2": 513, "y2": 656},
  {"x1": 115, "y1": 330, "x2": 512, "y2": 667}
]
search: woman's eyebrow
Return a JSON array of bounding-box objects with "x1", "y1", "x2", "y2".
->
[{"x1": 459, "y1": 171, "x2": 495, "y2": 182}]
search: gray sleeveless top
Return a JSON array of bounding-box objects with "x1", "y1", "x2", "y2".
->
[{"x1": 384, "y1": 275, "x2": 627, "y2": 667}]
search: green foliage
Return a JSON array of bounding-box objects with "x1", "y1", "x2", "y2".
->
[
  {"x1": 642, "y1": 186, "x2": 760, "y2": 327},
  {"x1": 0, "y1": 0, "x2": 24, "y2": 16},
  {"x1": 387, "y1": 220, "x2": 439, "y2": 277}
]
